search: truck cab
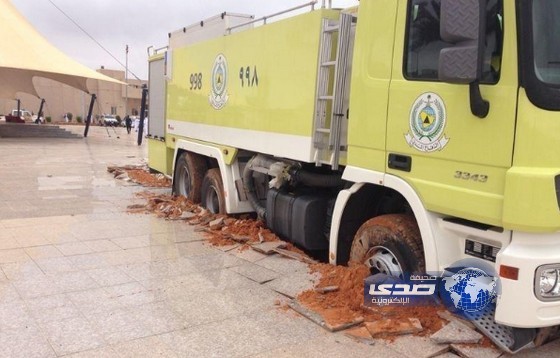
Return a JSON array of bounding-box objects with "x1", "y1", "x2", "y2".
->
[{"x1": 341, "y1": 0, "x2": 560, "y2": 333}]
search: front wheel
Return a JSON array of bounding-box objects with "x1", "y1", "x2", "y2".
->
[
  {"x1": 173, "y1": 152, "x2": 207, "y2": 203},
  {"x1": 349, "y1": 214, "x2": 425, "y2": 278},
  {"x1": 201, "y1": 168, "x2": 226, "y2": 214}
]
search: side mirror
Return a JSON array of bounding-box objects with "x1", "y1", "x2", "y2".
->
[{"x1": 439, "y1": 0, "x2": 489, "y2": 118}]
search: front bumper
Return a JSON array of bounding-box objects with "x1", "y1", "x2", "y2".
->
[{"x1": 496, "y1": 231, "x2": 560, "y2": 328}]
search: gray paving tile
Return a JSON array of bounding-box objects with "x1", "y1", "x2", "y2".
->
[
  {"x1": 111, "y1": 236, "x2": 150, "y2": 250},
  {"x1": 175, "y1": 240, "x2": 218, "y2": 257},
  {"x1": 132, "y1": 301, "x2": 186, "y2": 335},
  {"x1": 67, "y1": 345, "x2": 119, "y2": 358},
  {"x1": 86, "y1": 266, "x2": 136, "y2": 287},
  {"x1": 56, "y1": 242, "x2": 94, "y2": 256},
  {"x1": 86, "y1": 307, "x2": 151, "y2": 345},
  {"x1": 0, "y1": 236, "x2": 20, "y2": 250},
  {"x1": 83, "y1": 239, "x2": 122, "y2": 253},
  {"x1": 41, "y1": 316, "x2": 105, "y2": 356},
  {"x1": 386, "y1": 335, "x2": 450, "y2": 358},
  {"x1": 66, "y1": 252, "x2": 111, "y2": 270},
  {"x1": 14, "y1": 235, "x2": 52, "y2": 248},
  {"x1": 146, "y1": 244, "x2": 181, "y2": 261},
  {"x1": 227, "y1": 246, "x2": 269, "y2": 262},
  {"x1": 0, "y1": 325, "x2": 56, "y2": 358},
  {"x1": 229, "y1": 262, "x2": 280, "y2": 284},
  {"x1": 159, "y1": 308, "x2": 322, "y2": 357},
  {"x1": 24, "y1": 245, "x2": 64, "y2": 260},
  {"x1": 0, "y1": 281, "x2": 22, "y2": 303},
  {"x1": 253, "y1": 254, "x2": 310, "y2": 274},
  {"x1": 48, "y1": 270, "x2": 100, "y2": 293},
  {"x1": 67, "y1": 287, "x2": 123, "y2": 316},
  {"x1": 1, "y1": 261, "x2": 45, "y2": 281},
  {"x1": 26, "y1": 293, "x2": 82, "y2": 325},
  {"x1": 0, "y1": 299, "x2": 37, "y2": 331},
  {"x1": 34, "y1": 256, "x2": 76, "y2": 274},
  {"x1": 12, "y1": 276, "x2": 64, "y2": 299},
  {"x1": 112, "y1": 336, "x2": 178, "y2": 358},
  {"x1": 105, "y1": 281, "x2": 161, "y2": 307},
  {"x1": 0, "y1": 248, "x2": 31, "y2": 264},
  {"x1": 117, "y1": 262, "x2": 166, "y2": 281},
  {"x1": 265, "y1": 270, "x2": 319, "y2": 299}
]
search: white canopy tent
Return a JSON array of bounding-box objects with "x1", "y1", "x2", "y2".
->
[{"x1": 0, "y1": 0, "x2": 122, "y2": 99}]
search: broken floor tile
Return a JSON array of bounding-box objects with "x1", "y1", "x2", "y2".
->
[
  {"x1": 450, "y1": 343, "x2": 502, "y2": 358},
  {"x1": 208, "y1": 217, "x2": 224, "y2": 230},
  {"x1": 365, "y1": 318, "x2": 423, "y2": 337},
  {"x1": 273, "y1": 248, "x2": 317, "y2": 264},
  {"x1": 265, "y1": 270, "x2": 317, "y2": 299},
  {"x1": 434, "y1": 353, "x2": 461, "y2": 358},
  {"x1": 213, "y1": 243, "x2": 240, "y2": 252},
  {"x1": 388, "y1": 335, "x2": 450, "y2": 358},
  {"x1": 344, "y1": 326, "x2": 375, "y2": 345},
  {"x1": 431, "y1": 321, "x2": 483, "y2": 345},
  {"x1": 251, "y1": 241, "x2": 287, "y2": 255},
  {"x1": 229, "y1": 263, "x2": 279, "y2": 284},
  {"x1": 288, "y1": 300, "x2": 363, "y2": 332},
  {"x1": 437, "y1": 310, "x2": 476, "y2": 330}
]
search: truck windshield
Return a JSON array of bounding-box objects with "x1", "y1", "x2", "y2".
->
[
  {"x1": 520, "y1": 0, "x2": 560, "y2": 110},
  {"x1": 532, "y1": 0, "x2": 560, "y2": 85}
]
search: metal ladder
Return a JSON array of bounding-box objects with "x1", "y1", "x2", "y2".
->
[{"x1": 313, "y1": 12, "x2": 353, "y2": 170}]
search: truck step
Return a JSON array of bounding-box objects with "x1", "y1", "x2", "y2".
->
[
  {"x1": 467, "y1": 305, "x2": 536, "y2": 354},
  {"x1": 315, "y1": 128, "x2": 331, "y2": 134}
]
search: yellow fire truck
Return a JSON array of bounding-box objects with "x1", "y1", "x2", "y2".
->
[{"x1": 147, "y1": 0, "x2": 560, "y2": 351}]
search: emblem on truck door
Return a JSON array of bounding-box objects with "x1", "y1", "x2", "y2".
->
[
  {"x1": 209, "y1": 54, "x2": 229, "y2": 110},
  {"x1": 405, "y1": 92, "x2": 449, "y2": 152}
]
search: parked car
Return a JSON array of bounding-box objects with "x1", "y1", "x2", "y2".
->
[
  {"x1": 10, "y1": 109, "x2": 39, "y2": 123},
  {"x1": 101, "y1": 114, "x2": 119, "y2": 126}
]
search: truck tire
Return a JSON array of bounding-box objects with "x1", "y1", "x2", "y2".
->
[
  {"x1": 349, "y1": 214, "x2": 425, "y2": 278},
  {"x1": 173, "y1": 152, "x2": 207, "y2": 203},
  {"x1": 201, "y1": 168, "x2": 226, "y2": 214}
]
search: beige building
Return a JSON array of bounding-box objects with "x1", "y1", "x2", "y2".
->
[{"x1": 0, "y1": 68, "x2": 146, "y2": 123}]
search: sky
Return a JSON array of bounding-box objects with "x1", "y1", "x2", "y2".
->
[{"x1": 11, "y1": 0, "x2": 359, "y2": 81}]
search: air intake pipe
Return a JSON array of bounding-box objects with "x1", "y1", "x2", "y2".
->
[
  {"x1": 243, "y1": 155, "x2": 275, "y2": 220},
  {"x1": 289, "y1": 168, "x2": 343, "y2": 188}
]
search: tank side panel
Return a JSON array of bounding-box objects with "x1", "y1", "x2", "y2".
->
[{"x1": 166, "y1": 10, "x2": 340, "y2": 159}]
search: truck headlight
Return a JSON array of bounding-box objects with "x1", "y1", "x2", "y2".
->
[{"x1": 536, "y1": 265, "x2": 560, "y2": 300}]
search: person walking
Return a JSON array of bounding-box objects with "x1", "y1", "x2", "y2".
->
[{"x1": 125, "y1": 115, "x2": 132, "y2": 134}]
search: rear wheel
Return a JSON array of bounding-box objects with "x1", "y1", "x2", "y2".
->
[
  {"x1": 173, "y1": 152, "x2": 207, "y2": 203},
  {"x1": 349, "y1": 214, "x2": 425, "y2": 278},
  {"x1": 201, "y1": 168, "x2": 226, "y2": 214}
]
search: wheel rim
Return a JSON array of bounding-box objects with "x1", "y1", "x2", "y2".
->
[
  {"x1": 364, "y1": 245, "x2": 404, "y2": 279},
  {"x1": 205, "y1": 185, "x2": 220, "y2": 214},
  {"x1": 177, "y1": 164, "x2": 191, "y2": 197}
]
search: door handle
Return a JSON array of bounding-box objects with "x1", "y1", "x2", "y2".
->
[{"x1": 388, "y1": 154, "x2": 412, "y2": 172}]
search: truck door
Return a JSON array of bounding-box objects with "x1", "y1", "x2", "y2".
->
[{"x1": 386, "y1": 0, "x2": 516, "y2": 226}]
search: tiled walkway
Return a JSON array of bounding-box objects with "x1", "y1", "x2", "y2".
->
[
  {"x1": 0, "y1": 126, "x2": 400, "y2": 357},
  {"x1": 0, "y1": 125, "x2": 557, "y2": 357}
]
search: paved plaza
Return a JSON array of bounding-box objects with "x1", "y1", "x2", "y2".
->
[{"x1": 0, "y1": 125, "x2": 558, "y2": 357}]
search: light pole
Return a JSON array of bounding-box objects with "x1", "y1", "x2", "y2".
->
[{"x1": 125, "y1": 44, "x2": 128, "y2": 118}]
